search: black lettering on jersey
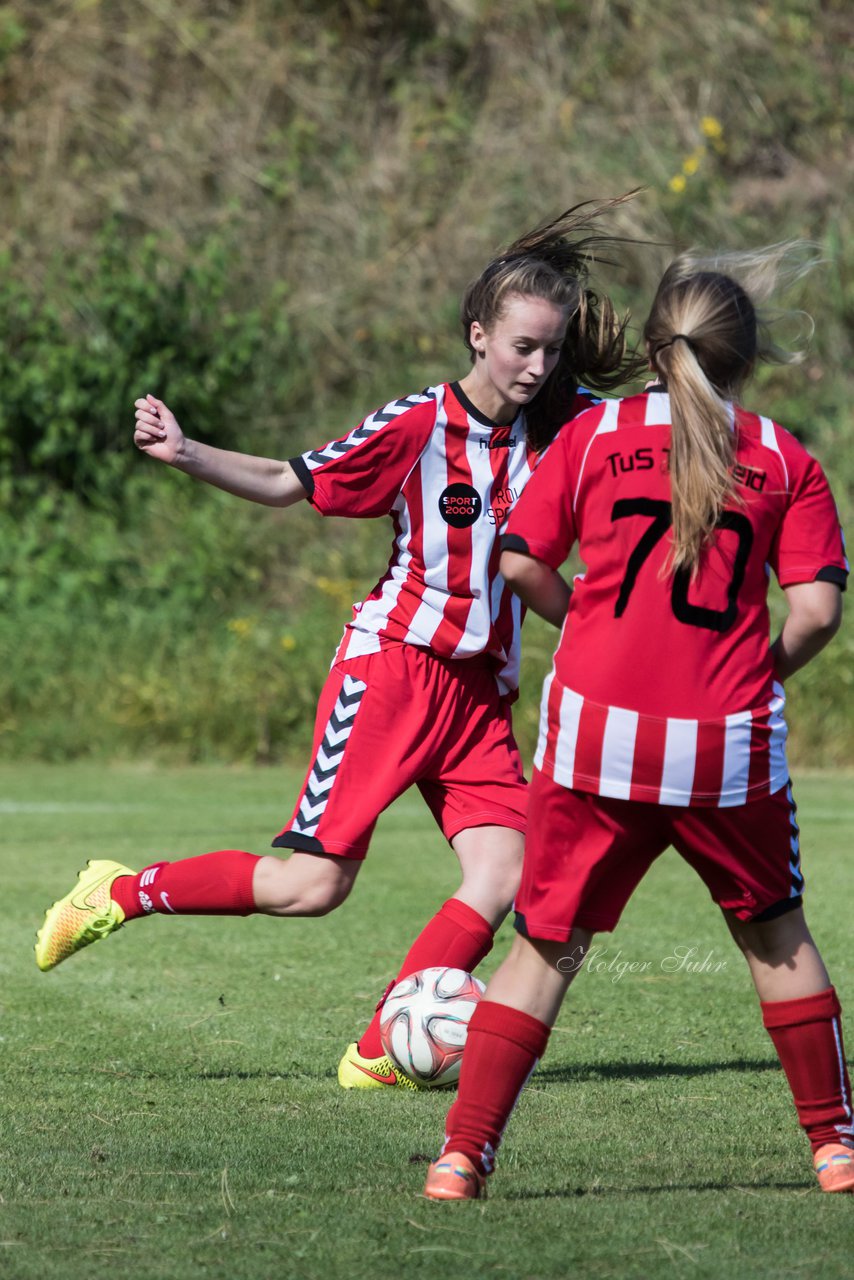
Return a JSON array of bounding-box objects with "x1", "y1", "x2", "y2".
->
[
  {"x1": 439, "y1": 483, "x2": 483, "y2": 528},
  {"x1": 605, "y1": 448, "x2": 767, "y2": 495},
  {"x1": 605, "y1": 447, "x2": 656, "y2": 478},
  {"x1": 479, "y1": 429, "x2": 518, "y2": 451},
  {"x1": 486, "y1": 486, "x2": 520, "y2": 526},
  {"x1": 733, "y1": 462, "x2": 767, "y2": 492}
]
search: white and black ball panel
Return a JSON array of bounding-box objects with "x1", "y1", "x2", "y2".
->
[{"x1": 379, "y1": 966, "x2": 486, "y2": 1087}]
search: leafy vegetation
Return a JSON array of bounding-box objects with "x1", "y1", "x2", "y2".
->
[{"x1": 1, "y1": 0, "x2": 850, "y2": 762}]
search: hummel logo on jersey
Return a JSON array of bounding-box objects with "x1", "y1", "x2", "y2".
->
[
  {"x1": 439, "y1": 483, "x2": 482, "y2": 528},
  {"x1": 479, "y1": 428, "x2": 517, "y2": 451},
  {"x1": 293, "y1": 675, "x2": 367, "y2": 836}
]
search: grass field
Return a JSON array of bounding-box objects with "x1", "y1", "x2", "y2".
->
[{"x1": 3, "y1": 764, "x2": 853, "y2": 1280}]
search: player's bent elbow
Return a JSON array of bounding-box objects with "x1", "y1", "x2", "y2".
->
[
  {"x1": 499, "y1": 549, "x2": 535, "y2": 589},
  {"x1": 820, "y1": 590, "x2": 843, "y2": 635},
  {"x1": 796, "y1": 593, "x2": 842, "y2": 637},
  {"x1": 784, "y1": 581, "x2": 843, "y2": 639},
  {"x1": 812, "y1": 609, "x2": 843, "y2": 643}
]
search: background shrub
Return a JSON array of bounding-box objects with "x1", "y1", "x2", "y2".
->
[{"x1": 1, "y1": 0, "x2": 850, "y2": 765}]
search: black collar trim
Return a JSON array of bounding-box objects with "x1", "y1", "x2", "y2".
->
[{"x1": 449, "y1": 381, "x2": 521, "y2": 430}]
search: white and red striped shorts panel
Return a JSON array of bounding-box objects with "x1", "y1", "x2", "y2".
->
[{"x1": 534, "y1": 673, "x2": 789, "y2": 808}]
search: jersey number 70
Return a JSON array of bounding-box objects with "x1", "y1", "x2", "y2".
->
[{"x1": 612, "y1": 497, "x2": 754, "y2": 633}]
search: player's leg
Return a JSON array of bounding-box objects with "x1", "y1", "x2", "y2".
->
[
  {"x1": 723, "y1": 903, "x2": 830, "y2": 1001},
  {"x1": 672, "y1": 788, "x2": 854, "y2": 1192},
  {"x1": 725, "y1": 906, "x2": 854, "y2": 1192},
  {"x1": 425, "y1": 930, "x2": 593, "y2": 1199},
  {"x1": 118, "y1": 849, "x2": 359, "y2": 918},
  {"x1": 34, "y1": 849, "x2": 362, "y2": 972},
  {"x1": 452, "y1": 823, "x2": 526, "y2": 927},
  {"x1": 340, "y1": 656, "x2": 528, "y2": 1082},
  {"x1": 35, "y1": 654, "x2": 391, "y2": 972},
  {"x1": 252, "y1": 852, "x2": 359, "y2": 915},
  {"x1": 425, "y1": 773, "x2": 667, "y2": 1198},
  {"x1": 340, "y1": 822, "x2": 524, "y2": 1084}
]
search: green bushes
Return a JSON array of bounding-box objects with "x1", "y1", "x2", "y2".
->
[
  {"x1": 0, "y1": 1, "x2": 851, "y2": 766},
  {"x1": 0, "y1": 224, "x2": 291, "y2": 506}
]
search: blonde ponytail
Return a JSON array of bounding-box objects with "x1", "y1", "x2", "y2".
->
[
  {"x1": 644, "y1": 244, "x2": 816, "y2": 573},
  {"x1": 659, "y1": 334, "x2": 737, "y2": 572}
]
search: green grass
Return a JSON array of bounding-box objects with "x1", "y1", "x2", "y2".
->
[{"x1": 3, "y1": 765, "x2": 853, "y2": 1279}]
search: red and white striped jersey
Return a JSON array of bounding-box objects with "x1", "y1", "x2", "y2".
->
[
  {"x1": 290, "y1": 381, "x2": 598, "y2": 696},
  {"x1": 504, "y1": 389, "x2": 848, "y2": 805}
]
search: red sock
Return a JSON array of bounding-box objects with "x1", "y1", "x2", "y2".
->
[
  {"x1": 442, "y1": 1000, "x2": 551, "y2": 1174},
  {"x1": 358, "y1": 898, "x2": 495, "y2": 1058},
  {"x1": 761, "y1": 986, "x2": 854, "y2": 1152},
  {"x1": 111, "y1": 851, "x2": 260, "y2": 920}
]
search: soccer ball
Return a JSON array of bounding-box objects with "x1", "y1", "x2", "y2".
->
[{"x1": 380, "y1": 966, "x2": 486, "y2": 1088}]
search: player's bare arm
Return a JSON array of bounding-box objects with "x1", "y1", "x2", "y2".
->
[
  {"x1": 771, "y1": 580, "x2": 843, "y2": 682},
  {"x1": 133, "y1": 394, "x2": 306, "y2": 508},
  {"x1": 500, "y1": 548, "x2": 571, "y2": 628}
]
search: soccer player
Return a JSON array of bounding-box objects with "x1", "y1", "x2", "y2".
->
[
  {"x1": 424, "y1": 246, "x2": 852, "y2": 1197},
  {"x1": 36, "y1": 201, "x2": 641, "y2": 1090}
]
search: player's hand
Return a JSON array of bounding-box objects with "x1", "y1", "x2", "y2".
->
[{"x1": 133, "y1": 394, "x2": 184, "y2": 464}]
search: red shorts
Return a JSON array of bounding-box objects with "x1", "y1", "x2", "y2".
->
[
  {"x1": 514, "y1": 767, "x2": 803, "y2": 940},
  {"x1": 273, "y1": 644, "x2": 528, "y2": 859}
]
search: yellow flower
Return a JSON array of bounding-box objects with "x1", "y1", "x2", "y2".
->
[
  {"x1": 316, "y1": 575, "x2": 357, "y2": 607},
  {"x1": 701, "y1": 116, "x2": 723, "y2": 140},
  {"x1": 227, "y1": 617, "x2": 254, "y2": 637},
  {"x1": 558, "y1": 97, "x2": 576, "y2": 131},
  {"x1": 281, "y1": 634, "x2": 297, "y2": 652},
  {"x1": 682, "y1": 153, "x2": 701, "y2": 176},
  {"x1": 668, "y1": 175, "x2": 687, "y2": 194}
]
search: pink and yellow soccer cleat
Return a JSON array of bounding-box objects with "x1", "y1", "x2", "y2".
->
[
  {"x1": 35, "y1": 859, "x2": 134, "y2": 971},
  {"x1": 814, "y1": 1143, "x2": 854, "y2": 1193},
  {"x1": 423, "y1": 1152, "x2": 486, "y2": 1201}
]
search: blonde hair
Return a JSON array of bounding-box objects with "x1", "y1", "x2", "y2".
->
[
  {"x1": 461, "y1": 195, "x2": 645, "y2": 449},
  {"x1": 643, "y1": 243, "x2": 816, "y2": 573}
]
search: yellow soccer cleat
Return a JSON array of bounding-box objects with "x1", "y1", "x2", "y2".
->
[
  {"x1": 35, "y1": 859, "x2": 134, "y2": 971},
  {"x1": 337, "y1": 1041, "x2": 420, "y2": 1091}
]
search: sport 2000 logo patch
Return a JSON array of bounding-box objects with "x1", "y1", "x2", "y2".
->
[{"x1": 438, "y1": 483, "x2": 482, "y2": 528}]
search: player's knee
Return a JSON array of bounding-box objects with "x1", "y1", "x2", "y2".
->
[
  {"x1": 481, "y1": 852, "x2": 524, "y2": 903},
  {"x1": 257, "y1": 851, "x2": 358, "y2": 916},
  {"x1": 292, "y1": 869, "x2": 355, "y2": 916},
  {"x1": 485, "y1": 875, "x2": 522, "y2": 917},
  {"x1": 725, "y1": 903, "x2": 809, "y2": 963},
  {"x1": 296, "y1": 885, "x2": 349, "y2": 916},
  {"x1": 458, "y1": 835, "x2": 523, "y2": 885},
  {"x1": 457, "y1": 865, "x2": 521, "y2": 925}
]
